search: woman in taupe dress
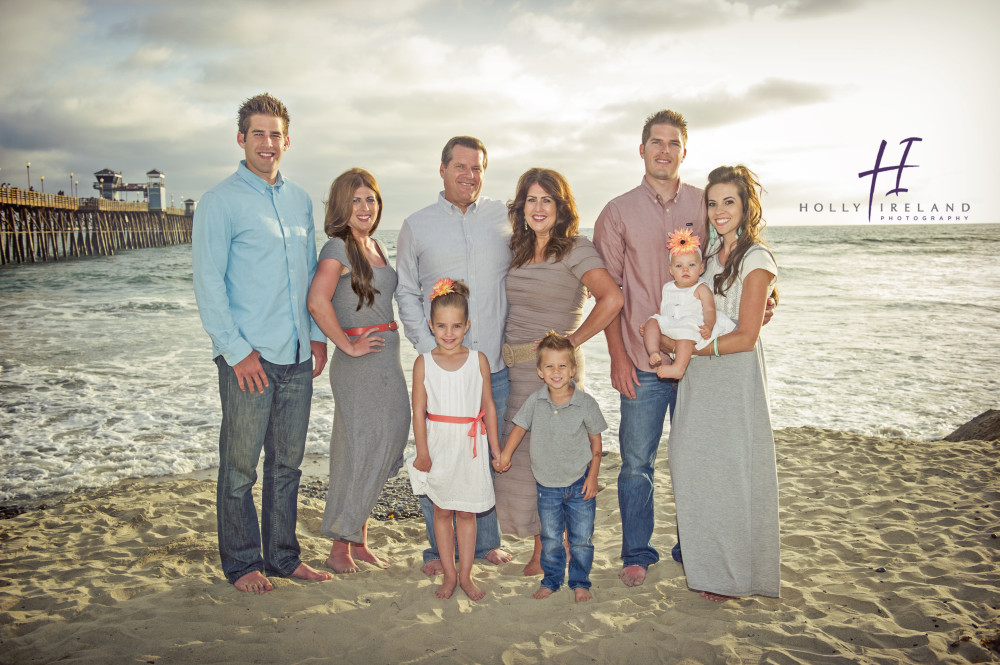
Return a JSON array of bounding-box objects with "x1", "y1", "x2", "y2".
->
[{"x1": 493, "y1": 168, "x2": 622, "y2": 576}]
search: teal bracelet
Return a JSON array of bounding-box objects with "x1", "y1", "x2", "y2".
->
[{"x1": 713, "y1": 338, "x2": 720, "y2": 357}]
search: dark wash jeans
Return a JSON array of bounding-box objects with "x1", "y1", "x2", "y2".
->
[
  {"x1": 538, "y1": 473, "x2": 596, "y2": 591},
  {"x1": 215, "y1": 355, "x2": 312, "y2": 584},
  {"x1": 617, "y1": 369, "x2": 678, "y2": 569}
]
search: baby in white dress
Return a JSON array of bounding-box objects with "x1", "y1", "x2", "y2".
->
[{"x1": 643, "y1": 229, "x2": 735, "y2": 380}]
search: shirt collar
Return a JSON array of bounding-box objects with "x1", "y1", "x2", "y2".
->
[
  {"x1": 237, "y1": 160, "x2": 284, "y2": 193},
  {"x1": 640, "y1": 176, "x2": 687, "y2": 206},
  {"x1": 540, "y1": 381, "x2": 583, "y2": 408},
  {"x1": 437, "y1": 191, "x2": 482, "y2": 215}
]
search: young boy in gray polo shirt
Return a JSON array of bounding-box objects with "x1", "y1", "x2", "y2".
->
[{"x1": 493, "y1": 332, "x2": 607, "y2": 602}]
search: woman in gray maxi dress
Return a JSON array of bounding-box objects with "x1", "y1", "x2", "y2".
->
[
  {"x1": 307, "y1": 169, "x2": 410, "y2": 574},
  {"x1": 666, "y1": 165, "x2": 780, "y2": 600}
]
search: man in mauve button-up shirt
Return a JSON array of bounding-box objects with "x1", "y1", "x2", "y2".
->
[
  {"x1": 395, "y1": 136, "x2": 513, "y2": 577},
  {"x1": 193, "y1": 94, "x2": 331, "y2": 594},
  {"x1": 594, "y1": 110, "x2": 706, "y2": 588}
]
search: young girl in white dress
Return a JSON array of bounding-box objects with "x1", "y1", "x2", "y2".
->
[
  {"x1": 643, "y1": 229, "x2": 735, "y2": 380},
  {"x1": 408, "y1": 278, "x2": 500, "y2": 601}
]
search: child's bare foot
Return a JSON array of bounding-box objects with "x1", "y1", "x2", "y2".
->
[
  {"x1": 326, "y1": 543, "x2": 359, "y2": 574},
  {"x1": 533, "y1": 586, "x2": 554, "y2": 599},
  {"x1": 574, "y1": 588, "x2": 593, "y2": 603},
  {"x1": 648, "y1": 352, "x2": 662, "y2": 368},
  {"x1": 351, "y1": 543, "x2": 388, "y2": 568},
  {"x1": 619, "y1": 565, "x2": 647, "y2": 587},
  {"x1": 698, "y1": 590, "x2": 737, "y2": 602},
  {"x1": 435, "y1": 573, "x2": 458, "y2": 599},
  {"x1": 233, "y1": 570, "x2": 273, "y2": 594},
  {"x1": 485, "y1": 548, "x2": 512, "y2": 565},
  {"x1": 656, "y1": 364, "x2": 683, "y2": 380},
  {"x1": 422, "y1": 559, "x2": 444, "y2": 576},
  {"x1": 290, "y1": 563, "x2": 334, "y2": 581},
  {"x1": 459, "y1": 574, "x2": 486, "y2": 601}
]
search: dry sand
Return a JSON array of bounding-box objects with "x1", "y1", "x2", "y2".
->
[{"x1": 1, "y1": 428, "x2": 998, "y2": 665}]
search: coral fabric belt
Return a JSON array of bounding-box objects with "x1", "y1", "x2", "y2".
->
[
  {"x1": 343, "y1": 320, "x2": 398, "y2": 337},
  {"x1": 426, "y1": 410, "x2": 486, "y2": 457}
]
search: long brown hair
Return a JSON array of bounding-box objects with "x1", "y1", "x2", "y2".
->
[
  {"x1": 704, "y1": 165, "x2": 772, "y2": 298},
  {"x1": 507, "y1": 168, "x2": 580, "y2": 269},
  {"x1": 323, "y1": 168, "x2": 383, "y2": 310}
]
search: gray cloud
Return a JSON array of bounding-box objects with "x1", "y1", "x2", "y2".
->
[{"x1": 558, "y1": 0, "x2": 866, "y2": 36}]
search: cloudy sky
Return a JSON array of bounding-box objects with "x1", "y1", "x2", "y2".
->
[{"x1": 1, "y1": 0, "x2": 996, "y2": 228}]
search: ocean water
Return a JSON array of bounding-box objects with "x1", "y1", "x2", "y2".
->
[{"x1": 1, "y1": 223, "x2": 998, "y2": 502}]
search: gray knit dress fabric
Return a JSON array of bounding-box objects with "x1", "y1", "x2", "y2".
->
[
  {"x1": 319, "y1": 237, "x2": 410, "y2": 543},
  {"x1": 668, "y1": 244, "x2": 780, "y2": 597}
]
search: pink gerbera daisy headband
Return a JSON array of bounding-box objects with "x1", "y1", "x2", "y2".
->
[
  {"x1": 667, "y1": 228, "x2": 701, "y2": 256},
  {"x1": 430, "y1": 278, "x2": 455, "y2": 300}
]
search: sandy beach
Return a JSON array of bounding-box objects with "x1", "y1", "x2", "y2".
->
[{"x1": 1, "y1": 428, "x2": 998, "y2": 665}]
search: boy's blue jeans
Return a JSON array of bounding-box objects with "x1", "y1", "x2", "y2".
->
[{"x1": 537, "y1": 473, "x2": 596, "y2": 591}]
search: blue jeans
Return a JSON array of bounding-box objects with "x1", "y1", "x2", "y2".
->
[
  {"x1": 538, "y1": 473, "x2": 596, "y2": 591},
  {"x1": 215, "y1": 355, "x2": 312, "y2": 584},
  {"x1": 618, "y1": 369, "x2": 677, "y2": 569},
  {"x1": 420, "y1": 367, "x2": 508, "y2": 563}
]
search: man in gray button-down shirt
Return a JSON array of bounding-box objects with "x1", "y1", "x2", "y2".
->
[{"x1": 395, "y1": 136, "x2": 513, "y2": 575}]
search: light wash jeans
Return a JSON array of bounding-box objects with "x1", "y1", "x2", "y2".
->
[
  {"x1": 215, "y1": 355, "x2": 312, "y2": 584},
  {"x1": 617, "y1": 369, "x2": 677, "y2": 569},
  {"x1": 420, "y1": 367, "x2": 508, "y2": 563},
  {"x1": 538, "y1": 473, "x2": 596, "y2": 591}
]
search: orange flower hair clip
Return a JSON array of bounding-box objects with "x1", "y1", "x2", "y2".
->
[
  {"x1": 430, "y1": 277, "x2": 455, "y2": 300},
  {"x1": 666, "y1": 228, "x2": 701, "y2": 256}
]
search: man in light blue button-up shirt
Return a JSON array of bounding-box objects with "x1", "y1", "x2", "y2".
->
[
  {"x1": 395, "y1": 136, "x2": 513, "y2": 576},
  {"x1": 193, "y1": 94, "x2": 331, "y2": 593}
]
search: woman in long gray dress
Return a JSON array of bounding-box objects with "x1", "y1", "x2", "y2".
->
[
  {"x1": 492, "y1": 168, "x2": 622, "y2": 576},
  {"x1": 307, "y1": 168, "x2": 410, "y2": 574},
  {"x1": 665, "y1": 165, "x2": 780, "y2": 600}
]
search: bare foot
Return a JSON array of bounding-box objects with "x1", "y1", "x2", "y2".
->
[
  {"x1": 459, "y1": 574, "x2": 486, "y2": 601},
  {"x1": 435, "y1": 574, "x2": 458, "y2": 599},
  {"x1": 522, "y1": 558, "x2": 543, "y2": 576},
  {"x1": 619, "y1": 565, "x2": 647, "y2": 587},
  {"x1": 351, "y1": 544, "x2": 388, "y2": 569},
  {"x1": 533, "y1": 586, "x2": 554, "y2": 600},
  {"x1": 698, "y1": 590, "x2": 737, "y2": 602},
  {"x1": 648, "y1": 352, "x2": 661, "y2": 368},
  {"x1": 574, "y1": 588, "x2": 593, "y2": 603},
  {"x1": 326, "y1": 549, "x2": 359, "y2": 574},
  {"x1": 233, "y1": 570, "x2": 273, "y2": 594},
  {"x1": 422, "y1": 559, "x2": 444, "y2": 576},
  {"x1": 290, "y1": 563, "x2": 333, "y2": 582},
  {"x1": 656, "y1": 364, "x2": 682, "y2": 380},
  {"x1": 485, "y1": 549, "x2": 512, "y2": 566}
]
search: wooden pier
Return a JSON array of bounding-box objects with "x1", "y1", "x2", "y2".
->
[{"x1": 0, "y1": 187, "x2": 193, "y2": 266}]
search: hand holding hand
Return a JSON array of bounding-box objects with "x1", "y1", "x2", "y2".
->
[{"x1": 492, "y1": 454, "x2": 512, "y2": 473}]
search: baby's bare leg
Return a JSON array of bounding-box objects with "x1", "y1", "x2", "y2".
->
[
  {"x1": 656, "y1": 339, "x2": 694, "y2": 379},
  {"x1": 643, "y1": 319, "x2": 664, "y2": 368}
]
